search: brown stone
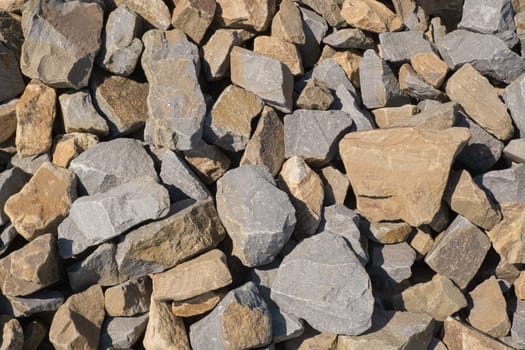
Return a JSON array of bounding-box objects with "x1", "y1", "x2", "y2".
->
[
  {"x1": 408, "y1": 228, "x2": 434, "y2": 258},
  {"x1": 172, "y1": 0, "x2": 216, "y2": 44},
  {"x1": 172, "y1": 290, "x2": 225, "y2": 317},
  {"x1": 15, "y1": 80, "x2": 56, "y2": 157},
  {"x1": 341, "y1": 0, "x2": 403, "y2": 33},
  {"x1": 143, "y1": 299, "x2": 191, "y2": 350},
  {"x1": 49, "y1": 285, "x2": 105, "y2": 350},
  {"x1": 487, "y1": 202, "x2": 525, "y2": 265},
  {"x1": 443, "y1": 317, "x2": 513, "y2": 350},
  {"x1": 368, "y1": 221, "x2": 412, "y2": 244},
  {"x1": 372, "y1": 105, "x2": 417, "y2": 128},
  {"x1": 272, "y1": 0, "x2": 305, "y2": 44},
  {"x1": 152, "y1": 249, "x2": 232, "y2": 301},
  {"x1": 339, "y1": 127, "x2": 470, "y2": 226},
  {"x1": 446, "y1": 64, "x2": 514, "y2": 141},
  {"x1": 240, "y1": 107, "x2": 285, "y2": 177},
  {"x1": 296, "y1": 78, "x2": 334, "y2": 111},
  {"x1": 202, "y1": 29, "x2": 243, "y2": 81},
  {"x1": 298, "y1": 0, "x2": 345, "y2": 27},
  {"x1": 114, "y1": 0, "x2": 171, "y2": 29},
  {"x1": 4, "y1": 162, "x2": 76, "y2": 241},
  {"x1": 515, "y1": 271, "x2": 525, "y2": 300},
  {"x1": 332, "y1": 50, "x2": 362, "y2": 88},
  {"x1": 318, "y1": 45, "x2": 337, "y2": 64},
  {"x1": 183, "y1": 140, "x2": 231, "y2": 184},
  {"x1": 320, "y1": 166, "x2": 349, "y2": 206},
  {"x1": 215, "y1": 0, "x2": 276, "y2": 32},
  {"x1": 410, "y1": 52, "x2": 448, "y2": 88},
  {"x1": 105, "y1": 277, "x2": 152, "y2": 317},
  {"x1": 284, "y1": 329, "x2": 337, "y2": 350},
  {"x1": 399, "y1": 63, "x2": 446, "y2": 101},
  {"x1": 0, "y1": 315, "x2": 23, "y2": 350},
  {"x1": 0, "y1": 99, "x2": 17, "y2": 144},
  {"x1": 254, "y1": 35, "x2": 304, "y2": 76},
  {"x1": 389, "y1": 101, "x2": 457, "y2": 130},
  {"x1": 52, "y1": 133, "x2": 99, "y2": 168}
]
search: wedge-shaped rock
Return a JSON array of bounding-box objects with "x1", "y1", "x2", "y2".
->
[
  {"x1": 425, "y1": 215, "x2": 491, "y2": 289},
  {"x1": 0, "y1": 44, "x2": 24, "y2": 103},
  {"x1": 105, "y1": 277, "x2": 152, "y2": 317},
  {"x1": 379, "y1": 31, "x2": 434, "y2": 63},
  {"x1": 320, "y1": 167, "x2": 349, "y2": 206},
  {"x1": 58, "y1": 178, "x2": 170, "y2": 258},
  {"x1": 297, "y1": 0, "x2": 344, "y2": 27},
  {"x1": 341, "y1": 0, "x2": 403, "y2": 33},
  {"x1": 297, "y1": 78, "x2": 334, "y2": 111},
  {"x1": 0, "y1": 99, "x2": 18, "y2": 143},
  {"x1": 143, "y1": 299, "x2": 190, "y2": 350},
  {"x1": 172, "y1": 0, "x2": 216, "y2": 44},
  {"x1": 7, "y1": 289, "x2": 64, "y2": 318},
  {"x1": 0, "y1": 315, "x2": 24, "y2": 350},
  {"x1": 443, "y1": 317, "x2": 513, "y2": 350},
  {"x1": 202, "y1": 29, "x2": 243, "y2": 81},
  {"x1": 217, "y1": 165, "x2": 296, "y2": 267},
  {"x1": 503, "y1": 73, "x2": 525, "y2": 137},
  {"x1": 297, "y1": 7, "x2": 328, "y2": 69},
  {"x1": 171, "y1": 291, "x2": 225, "y2": 317},
  {"x1": 367, "y1": 221, "x2": 412, "y2": 244},
  {"x1": 504, "y1": 138, "x2": 525, "y2": 163},
  {"x1": 183, "y1": 140, "x2": 231, "y2": 184},
  {"x1": 272, "y1": 0, "x2": 305, "y2": 44},
  {"x1": 59, "y1": 90, "x2": 108, "y2": 136},
  {"x1": 475, "y1": 163, "x2": 525, "y2": 203},
  {"x1": 116, "y1": 200, "x2": 226, "y2": 278},
  {"x1": 369, "y1": 242, "x2": 416, "y2": 289},
  {"x1": 51, "y1": 132, "x2": 99, "y2": 168},
  {"x1": 0, "y1": 168, "x2": 30, "y2": 226},
  {"x1": 333, "y1": 51, "x2": 362, "y2": 87},
  {"x1": 298, "y1": 58, "x2": 356, "y2": 95},
  {"x1": 339, "y1": 127, "x2": 470, "y2": 226},
  {"x1": 253, "y1": 35, "x2": 304, "y2": 76},
  {"x1": 215, "y1": 0, "x2": 275, "y2": 32},
  {"x1": 410, "y1": 52, "x2": 448, "y2": 88},
  {"x1": 114, "y1": 0, "x2": 171, "y2": 29},
  {"x1": 399, "y1": 63, "x2": 446, "y2": 101},
  {"x1": 0, "y1": 224, "x2": 17, "y2": 257},
  {"x1": 323, "y1": 29, "x2": 374, "y2": 50},
  {"x1": 190, "y1": 282, "x2": 272, "y2": 350},
  {"x1": 99, "y1": 313, "x2": 149, "y2": 350},
  {"x1": 372, "y1": 105, "x2": 416, "y2": 128},
  {"x1": 20, "y1": 0, "x2": 103, "y2": 88},
  {"x1": 487, "y1": 202, "x2": 525, "y2": 264},
  {"x1": 272, "y1": 232, "x2": 373, "y2": 335}
]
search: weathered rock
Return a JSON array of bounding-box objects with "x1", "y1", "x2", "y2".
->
[
  {"x1": 511, "y1": 300, "x2": 525, "y2": 348},
  {"x1": 503, "y1": 73, "x2": 525, "y2": 137},
  {"x1": 15, "y1": 80, "x2": 56, "y2": 157},
  {"x1": 503, "y1": 138, "x2": 525, "y2": 163},
  {"x1": 105, "y1": 277, "x2": 152, "y2": 317},
  {"x1": 143, "y1": 299, "x2": 190, "y2": 350},
  {"x1": 323, "y1": 29, "x2": 374, "y2": 49},
  {"x1": 7, "y1": 289, "x2": 64, "y2": 318},
  {"x1": 335, "y1": 86, "x2": 377, "y2": 131},
  {"x1": 339, "y1": 127, "x2": 470, "y2": 226},
  {"x1": 172, "y1": 0, "x2": 215, "y2": 44},
  {"x1": 8, "y1": 153, "x2": 50, "y2": 175},
  {"x1": 253, "y1": 35, "x2": 304, "y2": 76},
  {"x1": 399, "y1": 63, "x2": 446, "y2": 100},
  {"x1": 49, "y1": 285, "x2": 105, "y2": 350},
  {"x1": 298, "y1": 0, "x2": 345, "y2": 27},
  {"x1": 0, "y1": 44, "x2": 24, "y2": 104},
  {"x1": 367, "y1": 221, "x2": 412, "y2": 244},
  {"x1": 410, "y1": 52, "x2": 448, "y2": 87},
  {"x1": 440, "y1": 29, "x2": 525, "y2": 83},
  {"x1": 379, "y1": 31, "x2": 434, "y2": 63},
  {"x1": 284, "y1": 330, "x2": 337, "y2": 350},
  {"x1": 0, "y1": 99, "x2": 17, "y2": 144},
  {"x1": 332, "y1": 51, "x2": 362, "y2": 87},
  {"x1": 408, "y1": 228, "x2": 434, "y2": 257},
  {"x1": 183, "y1": 140, "x2": 231, "y2": 184},
  {"x1": 5, "y1": 162, "x2": 76, "y2": 241},
  {"x1": 97, "y1": 4, "x2": 143, "y2": 76},
  {"x1": 0, "y1": 315, "x2": 23, "y2": 350},
  {"x1": 337, "y1": 310, "x2": 434, "y2": 350},
  {"x1": 487, "y1": 202, "x2": 525, "y2": 265},
  {"x1": 341, "y1": 0, "x2": 403, "y2": 33},
  {"x1": 116, "y1": 200, "x2": 226, "y2": 278},
  {"x1": 319, "y1": 167, "x2": 349, "y2": 206},
  {"x1": 425, "y1": 215, "x2": 491, "y2": 289},
  {"x1": 272, "y1": 232, "x2": 373, "y2": 335},
  {"x1": 230, "y1": 46, "x2": 294, "y2": 113},
  {"x1": 51, "y1": 132, "x2": 98, "y2": 168},
  {"x1": 113, "y1": 0, "x2": 170, "y2": 29},
  {"x1": 514, "y1": 271, "x2": 525, "y2": 299},
  {"x1": 476, "y1": 163, "x2": 525, "y2": 203},
  {"x1": 443, "y1": 317, "x2": 513, "y2": 350},
  {"x1": 393, "y1": 274, "x2": 467, "y2": 321},
  {"x1": 217, "y1": 165, "x2": 295, "y2": 267},
  {"x1": 297, "y1": 7, "x2": 328, "y2": 69},
  {"x1": 285, "y1": 109, "x2": 353, "y2": 166},
  {"x1": 58, "y1": 90, "x2": 109, "y2": 136},
  {"x1": 171, "y1": 291, "x2": 225, "y2": 317},
  {"x1": 202, "y1": 29, "x2": 242, "y2": 81},
  {"x1": 190, "y1": 282, "x2": 272, "y2": 350},
  {"x1": 99, "y1": 313, "x2": 149, "y2": 350},
  {"x1": 298, "y1": 58, "x2": 356, "y2": 96},
  {"x1": 215, "y1": 0, "x2": 275, "y2": 32},
  {"x1": 21, "y1": 319, "x2": 47, "y2": 350},
  {"x1": 272, "y1": 0, "x2": 304, "y2": 44},
  {"x1": 0, "y1": 168, "x2": 29, "y2": 227},
  {"x1": 369, "y1": 242, "x2": 416, "y2": 289},
  {"x1": 0, "y1": 224, "x2": 17, "y2": 257},
  {"x1": 20, "y1": 0, "x2": 103, "y2": 88},
  {"x1": 372, "y1": 105, "x2": 417, "y2": 128},
  {"x1": 69, "y1": 138, "x2": 157, "y2": 195},
  {"x1": 516, "y1": 12, "x2": 525, "y2": 56}
]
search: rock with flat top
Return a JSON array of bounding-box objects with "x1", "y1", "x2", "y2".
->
[
  {"x1": 202, "y1": 29, "x2": 242, "y2": 81},
  {"x1": 379, "y1": 31, "x2": 434, "y2": 63},
  {"x1": 503, "y1": 138, "x2": 525, "y2": 163},
  {"x1": 172, "y1": 0, "x2": 216, "y2": 44},
  {"x1": 369, "y1": 242, "x2": 416, "y2": 289},
  {"x1": 341, "y1": 0, "x2": 403, "y2": 33},
  {"x1": 475, "y1": 163, "x2": 525, "y2": 203},
  {"x1": 59, "y1": 90, "x2": 109, "y2": 136},
  {"x1": 410, "y1": 52, "x2": 448, "y2": 87},
  {"x1": 272, "y1": 0, "x2": 305, "y2": 44},
  {"x1": 367, "y1": 221, "x2": 412, "y2": 244}
]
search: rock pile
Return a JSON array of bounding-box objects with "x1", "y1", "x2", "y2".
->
[{"x1": 2, "y1": 0, "x2": 525, "y2": 349}]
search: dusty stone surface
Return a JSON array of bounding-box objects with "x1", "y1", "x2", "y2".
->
[
  {"x1": 114, "y1": 0, "x2": 171, "y2": 29},
  {"x1": 320, "y1": 167, "x2": 349, "y2": 206},
  {"x1": 253, "y1": 35, "x2": 304, "y2": 76},
  {"x1": 323, "y1": 29, "x2": 374, "y2": 50},
  {"x1": 514, "y1": 271, "x2": 525, "y2": 299},
  {"x1": 51, "y1": 132, "x2": 98, "y2": 168},
  {"x1": 272, "y1": 0, "x2": 305, "y2": 44},
  {"x1": 297, "y1": 7, "x2": 328, "y2": 69},
  {"x1": 105, "y1": 277, "x2": 152, "y2": 317},
  {"x1": 202, "y1": 29, "x2": 243, "y2": 81},
  {"x1": 332, "y1": 51, "x2": 362, "y2": 87},
  {"x1": 171, "y1": 290, "x2": 225, "y2": 317},
  {"x1": 341, "y1": 0, "x2": 403, "y2": 33},
  {"x1": 369, "y1": 242, "x2": 416, "y2": 289},
  {"x1": 503, "y1": 72, "x2": 525, "y2": 137},
  {"x1": 7, "y1": 290, "x2": 63, "y2": 318},
  {"x1": 443, "y1": 317, "x2": 513, "y2": 350},
  {"x1": 215, "y1": 0, "x2": 276, "y2": 32},
  {"x1": 475, "y1": 163, "x2": 525, "y2": 203},
  {"x1": 172, "y1": 0, "x2": 216, "y2": 44},
  {"x1": 0, "y1": 99, "x2": 17, "y2": 144},
  {"x1": 183, "y1": 140, "x2": 231, "y2": 184},
  {"x1": 487, "y1": 202, "x2": 525, "y2": 265},
  {"x1": 143, "y1": 299, "x2": 190, "y2": 350},
  {"x1": 58, "y1": 90, "x2": 109, "y2": 136},
  {"x1": 379, "y1": 31, "x2": 434, "y2": 63},
  {"x1": 0, "y1": 315, "x2": 23, "y2": 350},
  {"x1": 399, "y1": 63, "x2": 446, "y2": 101},
  {"x1": 99, "y1": 313, "x2": 149, "y2": 350},
  {"x1": 367, "y1": 221, "x2": 412, "y2": 244},
  {"x1": 298, "y1": 0, "x2": 345, "y2": 27},
  {"x1": 410, "y1": 52, "x2": 448, "y2": 87}
]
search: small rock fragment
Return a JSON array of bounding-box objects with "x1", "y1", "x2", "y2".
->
[
  {"x1": 105, "y1": 277, "x2": 152, "y2": 317},
  {"x1": 296, "y1": 78, "x2": 334, "y2": 110},
  {"x1": 299, "y1": 58, "x2": 356, "y2": 96},
  {"x1": 399, "y1": 63, "x2": 446, "y2": 100},
  {"x1": 215, "y1": 0, "x2": 275, "y2": 32},
  {"x1": 99, "y1": 314, "x2": 149, "y2": 350},
  {"x1": 503, "y1": 138, "x2": 525, "y2": 163},
  {"x1": 0, "y1": 316, "x2": 23, "y2": 350},
  {"x1": 476, "y1": 163, "x2": 525, "y2": 203},
  {"x1": 172, "y1": 0, "x2": 216, "y2": 44},
  {"x1": 183, "y1": 140, "x2": 231, "y2": 184},
  {"x1": 410, "y1": 52, "x2": 448, "y2": 87},
  {"x1": 0, "y1": 44, "x2": 24, "y2": 103},
  {"x1": 143, "y1": 299, "x2": 190, "y2": 350},
  {"x1": 114, "y1": 0, "x2": 171, "y2": 29},
  {"x1": 272, "y1": 0, "x2": 305, "y2": 44},
  {"x1": 298, "y1": 0, "x2": 345, "y2": 27},
  {"x1": 171, "y1": 291, "x2": 225, "y2": 317},
  {"x1": 202, "y1": 29, "x2": 242, "y2": 81},
  {"x1": 7, "y1": 289, "x2": 64, "y2": 318},
  {"x1": 319, "y1": 167, "x2": 349, "y2": 206},
  {"x1": 379, "y1": 31, "x2": 435, "y2": 63},
  {"x1": 0, "y1": 168, "x2": 30, "y2": 227},
  {"x1": 8, "y1": 153, "x2": 50, "y2": 176},
  {"x1": 0, "y1": 99, "x2": 17, "y2": 143},
  {"x1": 367, "y1": 221, "x2": 412, "y2": 244},
  {"x1": 253, "y1": 35, "x2": 304, "y2": 76},
  {"x1": 59, "y1": 90, "x2": 109, "y2": 136},
  {"x1": 443, "y1": 317, "x2": 513, "y2": 350},
  {"x1": 503, "y1": 73, "x2": 525, "y2": 137},
  {"x1": 372, "y1": 105, "x2": 417, "y2": 128},
  {"x1": 487, "y1": 202, "x2": 525, "y2": 264},
  {"x1": 51, "y1": 132, "x2": 98, "y2": 168},
  {"x1": 341, "y1": 0, "x2": 403, "y2": 33},
  {"x1": 323, "y1": 29, "x2": 374, "y2": 49},
  {"x1": 369, "y1": 242, "x2": 416, "y2": 288}
]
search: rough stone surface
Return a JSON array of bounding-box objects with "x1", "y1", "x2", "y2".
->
[
  {"x1": 202, "y1": 29, "x2": 243, "y2": 81},
  {"x1": 215, "y1": 0, "x2": 276, "y2": 32},
  {"x1": 8, "y1": 153, "x2": 50, "y2": 175},
  {"x1": 298, "y1": 58, "x2": 356, "y2": 96},
  {"x1": 372, "y1": 104, "x2": 416, "y2": 128},
  {"x1": 0, "y1": 44, "x2": 24, "y2": 103},
  {"x1": 7, "y1": 289, "x2": 64, "y2": 318},
  {"x1": 171, "y1": 0, "x2": 216, "y2": 44},
  {"x1": 297, "y1": 7, "x2": 328, "y2": 69},
  {"x1": 503, "y1": 138, "x2": 525, "y2": 163},
  {"x1": 367, "y1": 221, "x2": 412, "y2": 244},
  {"x1": 475, "y1": 163, "x2": 525, "y2": 203},
  {"x1": 515, "y1": 271, "x2": 525, "y2": 299},
  {"x1": 334, "y1": 86, "x2": 375, "y2": 131},
  {"x1": 503, "y1": 72, "x2": 525, "y2": 137},
  {"x1": 512, "y1": 300, "x2": 525, "y2": 348},
  {"x1": 143, "y1": 299, "x2": 190, "y2": 350},
  {"x1": 58, "y1": 90, "x2": 109, "y2": 136},
  {"x1": 399, "y1": 63, "x2": 446, "y2": 101},
  {"x1": 105, "y1": 276, "x2": 152, "y2": 317},
  {"x1": 51, "y1": 132, "x2": 99, "y2": 168},
  {"x1": 0, "y1": 167, "x2": 30, "y2": 227},
  {"x1": 369, "y1": 242, "x2": 416, "y2": 289},
  {"x1": 0, "y1": 224, "x2": 17, "y2": 257},
  {"x1": 320, "y1": 167, "x2": 349, "y2": 206},
  {"x1": 272, "y1": 0, "x2": 305, "y2": 44},
  {"x1": 0, "y1": 315, "x2": 23, "y2": 350},
  {"x1": 284, "y1": 330, "x2": 337, "y2": 350},
  {"x1": 410, "y1": 52, "x2": 448, "y2": 87},
  {"x1": 341, "y1": 0, "x2": 403, "y2": 33},
  {"x1": 443, "y1": 317, "x2": 513, "y2": 350},
  {"x1": 0, "y1": 99, "x2": 17, "y2": 143},
  {"x1": 171, "y1": 291, "x2": 225, "y2": 317},
  {"x1": 183, "y1": 140, "x2": 231, "y2": 184},
  {"x1": 99, "y1": 313, "x2": 149, "y2": 350},
  {"x1": 253, "y1": 35, "x2": 304, "y2": 76},
  {"x1": 487, "y1": 202, "x2": 525, "y2": 265},
  {"x1": 114, "y1": 0, "x2": 171, "y2": 29},
  {"x1": 379, "y1": 31, "x2": 434, "y2": 63},
  {"x1": 298, "y1": 0, "x2": 345, "y2": 27},
  {"x1": 332, "y1": 51, "x2": 362, "y2": 88},
  {"x1": 323, "y1": 29, "x2": 374, "y2": 49}
]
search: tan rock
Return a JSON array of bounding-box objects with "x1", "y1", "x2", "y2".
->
[
  {"x1": 444, "y1": 170, "x2": 501, "y2": 230},
  {"x1": 52, "y1": 133, "x2": 99, "y2": 168},
  {"x1": 332, "y1": 50, "x2": 362, "y2": 87},
  {"x1": 183, "y1": 140, "x2": 231, "y2": 184},
  {"x1": 143, "y1": 299, "x2": 191, "y2": 350},
  {"x1": 172, "y1": 0, "x2": 216, "y2": 44},
  {"x1": 408, "y1": 227, "x2": 434, "y2": 258},
  {"x1": 339, "y1": 127, "x2": 470, "y2": 226},
  {"x1": 215, "y1": 0, "x2": 276, "y2": 32},
  {"x1": 443, "y1": 317, "x2": 513, "y2": 350},
  {"x1": 320, "y1": 166, "x2": 349, "y2": 206},
  {"x1": 318, "y1": 45, "x2": 337, "y2": 64},
  {"x1": 202, "y1": 29, "x2": 243, "y2": 81},
  {"x1": 240, "y1": 106, "x2": 285, "y2": 177},
  {"x1": 389, "y1": 101, "x2": 457, "y2": 130},
  {"x1": 272, "y1": 0, "x2": 305, "y2": 44},
  {"x1": 487, "y1": 202, "x2": 525, "y2": 265},
  {"x1": 446, "y1": 64, "x2": 514, "y2": 141},
  {"x1": 372, "y1": 104, "x2": 417, "y2": 128},
  {"x1": 298, "y1": 0, "x2": 345, "y2": 27},
  {"x1": 254, "y1": 35, "x2": 304, "y2": 76},
  {"x1": 49, "y1": 285, "x2": 105, "y2": 350},
  {"x1": 296, "y1": 78, "x2": 334, "y2": 110},
  {"x1": 368, "y1": 221, "x2": 412, "y2": 244},
  {"x1": 0, "y1": 315, "x2": 23, "y2": 350},
  {"x1": 4, "y1": 162, "x2": 76, "y2": 240},
  {"x1": 515, "y1": 271, "x2": 525, "y2": 300},
  {"x1": 278, "y1": 156, "x2": 324, "y2": 236},
  {"x1": 152, "y1": 249, "x2": 232, "y2": 301},
  {"x1": 496, "y1": 259, "x2": 521, "y2": 284},
  {"x1": 172, "y1": 290, "x2": 225, "y2": 317},
  {"x1": 0, "y1": 99, "x2": 17, "y2": 144},
  {"x1": 105, "y1": 277, "x2": 152, "y2": 317},
  {"x1": 114, "y1": 0, "x2": 171, "y2": 29},
  {"x1": 341, "y1": 0, "x2": 403, "y2": 33},
  {"x1": 410, "y1": 52, "x2": 448, "y2": 88},
  {"x1": 284, "y1": 329, "x2": 337, "y2": 350},
  {"x1": 15, "y1": 80, "x2": 56, "y2": 157}
]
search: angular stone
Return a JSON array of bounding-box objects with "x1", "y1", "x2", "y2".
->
[
  {"x1": 298, "y1": 58, "x2": 356, "y2": 96},
  {"x1": 21, "y1": 320, "x2": 47, "y2": 350},
  {"x1": 323, "y1": 29, "x2": 374, "y2": 50},
  {"x1": 487, "y1": 202, "x2": 525, "y2": 264},
  {"x1": 5, "y1": 162, "x2": 76, "y2": 241},
  {"x1": 367, "y1": 221, "x2": 412, "y2": 244},
  {"x1": 99, "y1": 313, "x2": 149, "y2": 350},
  {"x1": 410, "y1": 52, "x2": 448, "y2": 87},
  {"x1": 58, "y1": 90, "x2": 109, "y2": 136},
  {"x1": 337, "y1": 311, "x2": 434, "y2": 350},
  {"x1": 386, "y1": 101, "x2": 456, "y2": 130},
  {"x1": 443, "y1": 317, "x2": 513, "y2": 350},
  {"x1": 516, "y1": 12, "x2": 525, "y2": 56},
  {"x1": 297, "y1": 0, "x2": 345, "y2": 27},
  {"x1": 240, "y1": 107, "x2": 285, "y2": 177},
  {"x1": 447, "y1": 64, "x2": 514, "y2": 141},
  {"x1": 339, "y1": 127, "x2": 470, "y2": 226},
  {"x1": 51, "y1": 132, "x2": 98, "y2": 168},
  {"x1": 440, "y1": 29, "x2": 525, "y2": 83},
  {"x1": 272, "y1": 232, "x2": 373, "y2": 335},
  {"x1": 15, "y1": 80, "x2": 56, "y2": 157},
  {"x1": 190, "y1": 282, "x2": 272, "y2": 350},
  {"x1": 97, "y1": 4, "x2": 143, "y2": 76},
  {"x1": 253, "y1": 35, "x2": 304, "y2": 76},
  {"x1": 359, "y1": 49, "x2": 402, "y2": 109},
  {"x1": 285, "y1": 109, "x2": 353, "y2": 166},
  {"x1": 476, "y1": 163, "x2": 525, "y2": 203},
  {"x1": 142, "y1": 29, "x2": 205, "y2": 151},
  {"x1": 172, "y1": 0, "x2": 215, "y2": 44},
  {"x1": 284, "y1": 330, "x2": 337, "y2": 350},
  {"x1": 320, "y1": 167, "x2": 349, "y2": 206},
  {"x1": 0, "y1": 224, "x2": 17, "y2": 257},
  {"x1": 0, "y1": 44, "x2": 24, "y2": 103},
  {"x1": 514, "y1": 271, "x2": 525, "y2": 299},
  {"x1": 399, "y1": 63, "x2": 446, "y2": 101},
  {"x1": 205, "y1": 85, "x2": 263, "y2": 152},
  {"x1": 143, "y1": 299, "x2": 190, "y2": 350},
  {"x1": 272, "y1": 0, "x2": 304, "y2": 44},
  {"x1": 0, "y1": 11, "x2": 23, "y2": 58},
  {"x1": 58, "y1": 178, "x2": 169, "y2": 257},
  {"x1": 372, "y1": 105, "x2": 417, "y2": 128},
  {"x1": 409, "y1": 228, "x2": 434, "y2": 257},
  {"x1": 425, "y1": 215, "x2": 491, "y2": 289},
  {"x1": 504, "y1": 138, "x2": 525, "y2": 163},
  {"x1": 183, "y1": 140, "x2": 231, "y2": 184},
  {"x1": 297, "y1": 7, "x2": 328, "y2": 69},
  {"x1": 105, "y1": 277, "x2": 152, "y2": 317},
  {"x1": 69, "y1": 138, "x2": 157, "y2": 195},
  {"x1": 511, "y1": 300, "x2": 525, "y2": 348},
  {"x1": 0, "y1": 99, "x2": 17, "y2": 143},
  {"x1": 116, "y1": 200, "x2": 226, "y2": 278},
  {"x1": 171, "y1": 291, "x2": 224, "y2": 317},
  {"x1": 379, "y1": 31, "x2": 434, "y2": 63},
  {"x1": 114, "y1": 0, "x2": 170, "y2": 29},
  {"x1": 7, "y1": 289, "x2": 64, "y2": 318},
  {"x1": 341, "y1": 0, "x2": 403, "y2": 33},
  {"x1": 0, "y1": 316, "x2": 23, "y2": 350},
  {"x1": 332, "y1": 51, "x2": 362, "y2": 88},
  {"x1": 393, "y1": 274, "x2": 467, "y2": 321},
  {"x1": 49, "y1": 285, "x2": 105, "y2": 350},
  {"x1": 217, "y1": 165, "x2": 295, "y2": 267},
  {"x1": 8, "y1": 153, "x2": 50, "y2": 175},
  {"x1": 503, "y1": 73, "x2": 525, "y2": 137},
  {"x1": 230, "y1": 46, "x2": 293, "y2": 113},
  {"x1": 20, "y1": 0, "x2": 103, "y2": 88},
  {"x1": 215, "y1": 0, "x2": 275, "y2": 32},
  {"x1": 0, "y1": 168, "x2": 30, "y2": 227},
  {"x1": 369, "y1": 242, "x2": 416, "y2": 289},
  {"x1": 202, "y1": 29, "x2": 243, "y2": 81}
]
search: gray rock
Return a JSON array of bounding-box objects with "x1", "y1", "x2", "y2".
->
[
  {"x1": 425, "y1": 215, "x2": 491, "y2": 289},
  {"x1": 417, "y1": 99, "x2": 443, "y2": 112},
  {"x1": 516, "y1": 12, "x2": 525, "y2": 56},
  {"x1": 190, "y1": 282, "x2": 272, "y2": 350},
  {"x1": 58, "y1": 90, "x2": 109, "y2": 136},
  {"x1": 271, "y1": 232, "x2": 373, "y2": 335},
  {"x1": 97, "y1": 4, "x2": 143, "y2": 76},
  {"x1": 369, "y1": 242, "x2": 416, "y2": 289},
  {"x1": 390, "y1": 101, "x2": 457, "y2": 129},
  {"x1": 0, "y1": 168, "x2": 30, "y2": 226},
  {"x1": 379, "y1": 31, "x2": 435, "y2": 63},
  {"x1": 333, "y1": 85, "x2": 375, "y2": 131},
  {"x1": 502, "y1": 73, "x2": 525, "y2": 137},
  {"x1": 399, "y1": 64, "x2": 446, "y2": 101},
  {"x1": 216, "y1": 165, "x2": 296, "y2": 267},
  {"x1": 8, "y1": 153, "x2": 50, "y2": 175},
  {"x1": 512, "y1": 300, "x2": 525, "y2": 348},
  {"x1": 67, "y1": 243, "x2": 122, "y2": 292},
  {"x1": 284, "y1": 109, "x2": 353, "y2": 166},
  {"x1": 297, "y1": 7, "x2": 328, "y2": 69},
  {"x1": 296, "y1": 58, "x2": 357, "y2": 96},
  {"x1": 475, "y1": 163, "x2": 525, "y2": 203},
  {"x1": 0, "y1": 224, "x2": 17, "y2": 257},
  {"x1": 20, "y1": 0, "x2": 104, "y2": 88},
  {"x1": 0, "y1": 44, "x2": 24, "y2": 103},
  {"x1": 99, "y1": 313, "x2": 149, "y2": 350},
  {"x1": 142, "y1": 29, "x2": 206, "y2": 151},
  {"x1": 159, "y1": 149, "x2": 211, "y2": 202},
  {"x1": 322, "y1": 29, "x2": 374, "y2": 49},
  {"x1": 104, "y1": 277, "x2": 152, "y2": 317},
  {"x1": 69, "y1": 138, "x2": 158, "y2": 195},
  {"x1": 440, "y1": 29, "x2": 525, "y2": 83},
  {"x1": 360, "y1": 49, "x2": 403, "y2": 109},
  {"x1": 58, "y1": 178, "x2": 170, "y2": 258},
  {"x1": 503, "y1": 138, "x2": 525, "y2": 163},
  {"x1": 7, "y1": 289, "x2": 64, "y2": 318}
]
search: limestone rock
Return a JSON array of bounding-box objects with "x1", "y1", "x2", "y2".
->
[
  {"x1": 171, "y1": 291, "x2": 225, "y2": 317},
  {"x1": 5, "y1": 162, "x2": 76, "y2": 241},
  {"x1": 504, "y1": 138, "x2": 525, "y2": 163},
  {"x1": 114, "y1": 0, "x2": 170, "y2": 29},
  {"x1": 0, "y1": 99, "x2": 17, "y2": 143},
  {"x1": 217, "y1": 165, "x2": 296, "y2": 267},
  {"x1": 202, "y1": 29, "x2": 242, "y2": 81},
  {"x1": 369, "y1": 242, "x2": 416, "y2": 289},
  {"x1": 172, "y1": 0, "x2": 216, "y2": 44},
  {"x1": 105, "y1": 277, "x2": 152, "y2": 317},
  {"x1": 379, "y1": 31, "x2": 434, "y2": 63},
  {"x1": 399, "y1": 63, "x2": 446, "y2": 101},
  {"x1": 0, "y1": 167, "x2": 30, "y2": 226},
  {"x1": 20, "y1": 0, "x2": 103, "y2": 88},
  {"x1": 297, "y1": 7, "x2": 328, "y2": 69},
  {"x1": 99, "y1": 313, "x2": 149, "y2": 350},
  {"x1": 443, "y1": 317, "x2": 513, "y2": 350},
  {"x1": 0, "y1": 224, "x2": 17, "y2": 257},
  {"x1": 487, "y1": 202, "x2": 525, "y2": 265},
  {"x1": 319, "y1": 167, "x2": 349, "y2": 206},
  {"x1": 297, "y1": 0, "x2": 345, "y2": 27},
  {"x1": 143, "y1": 299, "x2": 190, "y2": 350},
  {"x1": 372, "y1": 105, "x2": 416, "y2": 128},
  {"x1": 7, "y1": 289, "x2": 64, "y2": 318},
  {"x1": 272, "y1": 0, "x2": 305, "y2": 44},
  {"x1": 215, "y1": 0, "x2": 275, "y2": 32},
  {"x1": 298, "y1": 58, "x2": 356, "y2": 96},
  {"x1": 367, "y1": 221, "x2": 412, "y2": 244},
  {"x1": 15, "y1": 80, "x2": 56, "y2": 157},
  {"x1": 332, "y1": 86, "x2": 375, "y2": 131},
  {"x1": 59, "y1": 90, "x2": 109, "y2": 136},
  {"x1": 332, "y1": 51, "x2": 362, "y2": 87},
  {"x1": 8, "y1": 153, "x2": 50, "y2": 175},
  {"x1": 503, "y1": 72, "x2": 525, "y2": 137},
  {"x1": 514, "y1": 271, "x2": 525, "y2": 299},
  {"x1": 410, "y1": 52, "x2": 448, "y2": 87},
  {"x1": 387, "y1": 101, "x2": 455, "y2": 130},
  {"x1": 51, "y1": 133, "x2": 98, "y2": 168},
  {"x1": 0, "y1": 316, "x2": 23, "y2": 350},
  {"x1": 0, "y1": 44, "x2": 24, "y2": 103},
  {"x1": 341, "y1": 0, "x2": 403, "y2": 33},
  {"x1": 253, "y1": 35, "x2": 304, "y2": 76},
  {"x1": 183, "y1": 140, "x2": 231, "y2": 184},
  {"x1": 323, "y1": 29, "x2": 374, "y2": 49},
  {"x1": 284, "y1": 330, "x2": 337, "y2": 350},
  {"x1": 339, "y1": 127, "x2": 470, "y2": 226},
  {"x1": 475, "y1": 163, "x2": 525, "y2": 203}
]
